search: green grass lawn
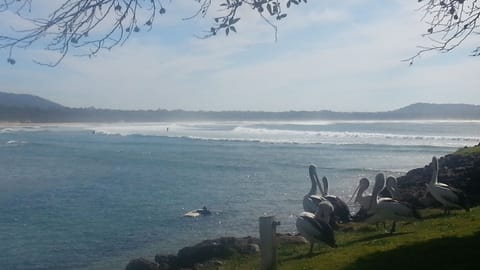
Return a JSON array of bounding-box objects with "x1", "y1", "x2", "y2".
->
[{"x1": 219, "y1": 207, "x2": 480, "y2": 270}]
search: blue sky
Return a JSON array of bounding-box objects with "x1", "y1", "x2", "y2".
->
[{"x1": 0, "y1": 0, "x2": 479, "y2": 111}]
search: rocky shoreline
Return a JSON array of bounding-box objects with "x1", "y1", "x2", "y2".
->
[
  {"x1": 126, "y1": 144, "x2": 480, "y2": 270},
  {"x1": 125, "y1": 234, "x2": 306, "y2": 270},
  {"x1": 395, "y1": 144, "x2": 480, "y2": 207}
]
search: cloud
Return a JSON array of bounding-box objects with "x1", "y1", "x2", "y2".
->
[{"x1": 1, "y1": 0, "x2": 479, "y2": 111}]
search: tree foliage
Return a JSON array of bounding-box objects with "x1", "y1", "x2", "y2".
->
[
  {"x1": 0, "y1": 0, "x2": 306, "y2": 66},
  {"x1": 407, "y1": 0, "x2": 480, "y2": 63}
]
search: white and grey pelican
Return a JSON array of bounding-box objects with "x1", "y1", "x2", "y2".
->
[
  {"x1": 310, "y1": 166, "x2": 351, "y2": 223},
  {"x1": 296, "y1": 211, "x2": 337, "y2": 254},
  {"x1": 303, "y1": 165, "x2": 325, "y2": 213},
  {"x1": 366, "y1": 173, "x2": 421, "y2": 233},
  {"x1": 426, "y1": 156, "x2": 470, "y2": 213},
  {"x1": 350, "y1": 177, "x2": 371, "y2": 220}
]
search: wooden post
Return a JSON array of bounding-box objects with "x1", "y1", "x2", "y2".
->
[{"x1": 259, "y1": 216, "x2": 280, "y2": 270}]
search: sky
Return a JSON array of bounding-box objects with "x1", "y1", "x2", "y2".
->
[{"x1": 0, "y1": 0, "x2": 479, "y2": 112}]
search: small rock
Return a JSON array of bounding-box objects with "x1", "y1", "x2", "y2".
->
[{"x1": 125, "y1": 258, "x2": 159, "y2": 270}]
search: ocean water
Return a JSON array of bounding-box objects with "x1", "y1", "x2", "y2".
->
[{"x1": 1, "y1": 120, "x2": 479, "y2": 270}]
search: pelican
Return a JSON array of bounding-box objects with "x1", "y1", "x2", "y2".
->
[
  {"x1": 366, "y1": 173, "x2": 421, "y2": 234},
  {"x1": 303, "y1": 165, "x2": 325, "y2": 213},
  {"x1": 350, "y1": 178, "x2": 371, "y2": 220},
  {"x1": 296, "y1": 211, "x2": 337, "y2": 254},
  {"x1": 311, "y1": 168, "x2": 350, "y2": 223},
  {"x1": 314, "y1": 200, "x2": 335, "y2": 224},
  {"x1": 426, "y1": 156, "x2": 470, "y2": 213},
  {"x1": 384, "y1": 176, "x2": 399, "y2": 200}
]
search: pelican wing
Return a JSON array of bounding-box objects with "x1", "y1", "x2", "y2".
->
[
  {"x1": 303, "y1": 195, "x2": 325, "y2": 213},
  {"x1": 326, "y1": 195, "x2": 351, "y2": 223},
  {"x1": 434, "y1": 185, "x2": 461, "y2": 204},
  {"x1": 442, "y1": 185, "x2": 470, "y2": 210}
]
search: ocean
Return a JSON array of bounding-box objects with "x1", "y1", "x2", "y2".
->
[{"x1": 1, "y1": 120, "x2": 479, "y2": 270}]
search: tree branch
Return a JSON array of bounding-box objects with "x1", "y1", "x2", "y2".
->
[
  {"x1": 406, "y1": 0, "x2": 480, "y2": 64},
  {"x1": 0, "y1": 0, "x2": 307, "y2": 66}
]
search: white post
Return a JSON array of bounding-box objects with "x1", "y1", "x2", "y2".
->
[{"x1": 259, "y1": 216, "x2": 280, "y2": 270}]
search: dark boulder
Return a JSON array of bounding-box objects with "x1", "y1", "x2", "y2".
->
[
  {"x1": 125, "y1": 258, "x2": 159, "y2": 270},
  {"x1": 175, "y1": 236, "x2": 259, "y2": 268},
  {"x1": 396, "y1": 145, "x2": 480, "y2": 207}
]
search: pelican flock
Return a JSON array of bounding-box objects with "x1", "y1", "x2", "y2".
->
[
  {"x1": 296, "y1": 156, "x2": 470, "y2": 252},
  {"x1": 426, "y1": 156, "x2": 470, "y2": 213}
]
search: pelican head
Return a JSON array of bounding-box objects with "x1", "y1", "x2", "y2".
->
[
  {"x1": 307, "y1": 164, "x2": 319, "y2": 195},
  {"x1": 430, "y1": 156, "x2": 439, "y2": 185},
  {"x1": 322, "y1": 176, "x2": 329, "y2": 196},
  {"x1": 349, "y1": 177, "x2": 370, "y2": 203},
  {"x1": 373, "y1": 173, "x2": 386, "y2": 195},
  {"x1": 386, "y1": 176, "x2": 398, "y2": 198},
  {"x1": 309, "y1": 164, "x2": 325, "y2": 195},
  {"x1": 368, "y1": 173, "x2": 385, "y2": 211}
]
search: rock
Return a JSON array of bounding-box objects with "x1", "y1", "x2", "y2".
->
[
  {"x1": 193, "y1": 259, "x2": 223, "y2": 270},
  {"x1": 396, "y1": 146, "x2": 480, "y2": 207},
  {"x1": 154, "y1": 255, "x2": 177, "y2": 270},
  {"x1": 276, "y1": 233, "x2": 307, "y2": 245},
  {"x1": 173, "y1": 236, "x2": 259, "y2": 268},
  {"x1": 125, "y1": 258, "x2": 159, "y2": 270}
]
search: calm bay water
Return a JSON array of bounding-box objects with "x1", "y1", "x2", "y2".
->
[{"x1": 1, "y1": 120, "x2": 479, "y2": 270}]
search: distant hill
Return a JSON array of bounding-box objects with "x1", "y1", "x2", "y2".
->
[
  {"x1": 386, "y1": 103, "x2": 480, "y2": 119},
  {"x1": 0, "y1": 91, "x2": 64, "y2": 110},
  {"x1": 1, "y1": 91, "x2": 479, "y2": 122}
]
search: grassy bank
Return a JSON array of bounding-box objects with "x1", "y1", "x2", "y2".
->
[
  {"x1": 218, "y1": 207, "x2": 480, "y2": 270},
  {"x1": 454, "y1": 144, "x2": 480, "y2": 156}
]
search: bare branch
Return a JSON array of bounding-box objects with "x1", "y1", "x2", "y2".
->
[
  {"x1": 407, "y1": 0, "x2": 480, "y2": 64},
  {"x1": 0, "y1": 0, "x2": 307, "y2": 66}
]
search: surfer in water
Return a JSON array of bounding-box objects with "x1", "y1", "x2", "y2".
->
[
  {"x1": 184, "y1": 206, "x2": 212, "y2": 217},
  {"x1": 198, "y1": 206, "x2": 211, "y2": 215}
]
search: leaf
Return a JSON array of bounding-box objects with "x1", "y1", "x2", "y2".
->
[
  {"x1": 267, "y1": 4, "x2": 273, "y2": 15},
  {"x1": 230, "y1": 26, "x2": 236, "y2": 33},
  {"x1": 226, "y1": 27, "x2": 230, "y2": 36},
  {"x1": 229, "y1": 18, "x2": 240, "y2": 25}
]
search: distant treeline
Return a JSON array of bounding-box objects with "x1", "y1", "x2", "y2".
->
[{"x1": 1, "y1": 103, "x2": 480, "y2": 122}]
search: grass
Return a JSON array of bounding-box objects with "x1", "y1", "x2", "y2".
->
[
  {"x1": 215, "y1": 207, "x2": 480, "y2": 270},
  {"x1": 453, "y1": 145, "x2": 480, "y2": 156}
]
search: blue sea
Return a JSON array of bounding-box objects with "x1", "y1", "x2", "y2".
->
[{"x1": 1, "y1": 120, "x2": 479, "y2": 270}]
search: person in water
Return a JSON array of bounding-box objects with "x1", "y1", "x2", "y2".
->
[{"x1": 197, "y1": 206, "x2": 211, "y2": 215}]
